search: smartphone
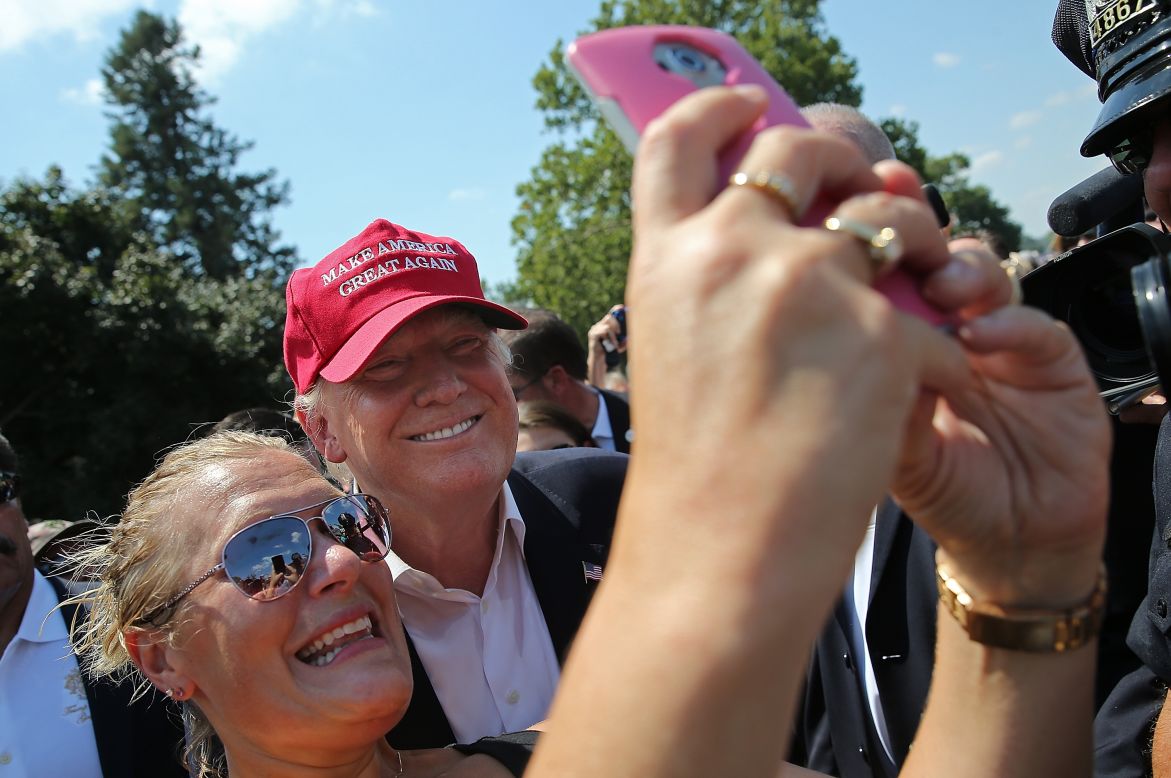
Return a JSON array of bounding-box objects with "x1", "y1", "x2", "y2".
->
[
  {"x1": 602, "y1": 306, "x2": 627, "y2": 368},
  {"x1": 565, "y1": 25, "x2": 950, "y2": 327}
]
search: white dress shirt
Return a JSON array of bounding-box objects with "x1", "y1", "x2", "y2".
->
[
  {"x1": 589, "y1": 387, "x2": 617, "y2": 451},
  {"x1": 0, "y1": 570, "x2": 102, "y2": 777},
  {"x1": 389, "y1": 483, "x2": 560, "y2": 743},
  {"x1": 847, "y1": 508, "x2": 896, "y2": 764}
]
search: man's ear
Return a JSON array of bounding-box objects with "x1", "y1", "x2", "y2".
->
[
  {"x1": 297, "y1": 407, "x2": 348, "y2": 464},
  {"x1": 544, "y1": 365, "x2": 571, "y2": 394},
  {"x1": 125, "y1": 627, "x2": 196, "y2": 699}
]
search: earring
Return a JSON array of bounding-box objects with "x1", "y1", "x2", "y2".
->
[{"x1": 164, "y1": 688, "x2": 174, "y2": 698}]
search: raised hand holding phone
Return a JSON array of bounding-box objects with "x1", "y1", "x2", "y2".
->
[{"x1": 565, "y1": 25, "x2": 951, "y2": 327}]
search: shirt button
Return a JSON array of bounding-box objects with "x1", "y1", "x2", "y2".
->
[
  {"x1": 0, "y1": 752, "x2": 12, "y2": 765},
  {"x1": 506, "y1": 690, "x2": 520, "y2": 705},
  {"x1": 481, "y1": 601, "x2": 490, "y2": 614}
]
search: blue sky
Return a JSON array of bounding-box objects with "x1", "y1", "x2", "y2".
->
[{"x1": 0, "y1": 0, "x2": 1106, "y2": 287}]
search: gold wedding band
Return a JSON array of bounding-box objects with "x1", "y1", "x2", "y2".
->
[
  {"x1": 823, "y1": 215, "x2": 904, "y2": 272},
  {"x1": 728, "y1": 171, "x2": 801, "y2": 221},
  {"x1": 1000, "y1": 258, "x2": 1024, "y2": 305}
]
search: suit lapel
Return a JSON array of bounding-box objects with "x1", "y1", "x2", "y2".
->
[
  {"x1": 868, "y1": 498, "x2": 903, "y2": 603},
  {"x1": 48, "y1": 577, "x2": 133, "y2": 777},
  {"x1": 864, "y1": 505, "x2": 937, "y2": 764},
  {"x1": 386, "y1": 630, "x2": 456, "y2": 749},
  {"x1": 599, "y1": 390, "x2": 631, "y2": 454},
  {"x1": 508, "y1": 470, "x2": 593, "y2": 663}
]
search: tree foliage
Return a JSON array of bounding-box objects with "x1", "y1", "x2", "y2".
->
[
  {"x1": 99, "y1": 11, "x2": 294, "y2": 280},
  {"x1": 512, "y1": 0, "x2": 861, "y2": 335},
  {"x1": 881, "y1": 117, "x2": 1022, "y2": 254},
  {"x1": 1, "y1": 12, "x2": 294, "y2": 522}
]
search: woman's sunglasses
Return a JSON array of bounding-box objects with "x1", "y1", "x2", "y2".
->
[{"x1": 141, "y1": 494, "x2": 391, "y2": 625}]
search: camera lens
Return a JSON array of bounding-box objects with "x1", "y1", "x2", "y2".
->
[
  {"x1": 666, "y1": 45, "x2": 706, "y2": 73},
  {"x1": 1069, "y1": 269, "x2": 1146, "y2": 358},
  {"x1": 1021, "y1": 224, "x2": 1171, "y2": 397},
  {"x1": 1133, "y1": 253, "x2": 1171, "y2": 393}
]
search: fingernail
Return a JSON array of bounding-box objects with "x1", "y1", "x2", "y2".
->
[
  {"x1": 732, "y1": 84, "x2": 766, "y2": 101},
  {"x1": 923, "y1": 262, "x2": 974, "y2": 302}
]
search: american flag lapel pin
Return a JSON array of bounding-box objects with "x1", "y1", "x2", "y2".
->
[{"x1": 582, "y1": 561, "x2": 603, "y2": 583}]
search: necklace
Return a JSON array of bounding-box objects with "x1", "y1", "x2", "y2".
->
[{"x1": 394, "y1": 748, "x2": 404, "y2": 777}]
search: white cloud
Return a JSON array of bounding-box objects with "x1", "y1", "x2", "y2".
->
[
  {"x1": 178, "y1": 0, "x2": 303, "y2": 84},
  {"x1": 1044, "y1": 91, "x2": 1071, "y2": 108},
  {"x1": 1014, "y1": 136, "x2": 1033, "y2": 150},
  {"x1": 0, "y1": 0, "x2": 137, "y2": 53},
  {"x1": 61, "y1": 77, "x2": 105, "y2": 105},
  {"x1": 449, "y1": 188, "x2": 486, "y2": 202},
  {"x1": 176, "y1": 0, "x2": 380, "y2": 84},
  {"x1": 1009, "y1": 110, "x2": 1043, "y2": 129},
  {"x1": 887, "y1": 103, "x2": 907, "y2": 117},
  {"x1": 932, "y1": 52, "x2": 960, "y2": 68},
  {"x1": 969, "y1": 150, "x2": 1005, "y2": 172},
  {"x1": 311, "y1": 0, "x2": 378, "y2": 22}
]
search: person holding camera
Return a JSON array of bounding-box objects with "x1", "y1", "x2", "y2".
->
[
  {"x1": 501, "y1": 309, "x2": 631, "y2": 453},
  {"x1": 1053, "y1": 1, "x2": 1171, "y2": 773},
  {"x1": 586, "y1": 305, "x2": 628, "y2": 391}
]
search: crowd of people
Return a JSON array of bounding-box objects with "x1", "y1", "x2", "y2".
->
[{"x1": 7, "y1": 2, "x2": 1171, "y2": 776}]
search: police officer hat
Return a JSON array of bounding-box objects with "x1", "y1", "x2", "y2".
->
[{"x1": 1054, "y1": 0, "x2": 1171, "y2": 157}]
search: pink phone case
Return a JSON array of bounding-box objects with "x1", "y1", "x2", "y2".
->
[{"x1": 566, "y1": 26, "x2": 949, "y2": 327}]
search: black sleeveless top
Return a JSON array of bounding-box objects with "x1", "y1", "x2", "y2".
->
[{"x1": 451, "y1": 730, "x2": 538, "y2": 777}]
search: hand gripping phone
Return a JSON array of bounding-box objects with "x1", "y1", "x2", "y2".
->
[{"x1": 565, "y1": 25, "x2": 950, "y2": 327}]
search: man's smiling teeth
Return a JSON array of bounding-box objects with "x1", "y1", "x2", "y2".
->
[
  {"x1": 412, "y1": 416, "x2": 477, "y2": 442},
  {"x1": 296, "y1": 615, "x2": 373, "y2": 667}
]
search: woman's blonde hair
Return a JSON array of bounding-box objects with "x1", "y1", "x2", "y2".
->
[{"x1": 68, "y1": 430, "x2": 320, "y2": 778}]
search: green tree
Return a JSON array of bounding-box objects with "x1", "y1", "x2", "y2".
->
[
  {"x1": 99, "y1": 10, "x2": 294, "y2": 279},
  {"x1": 512, "y1": 0, "x2": 861, "y2": 335},
  {"x1": 1, "y1": 11, "x2": 294, "y2": 522},
  {"x1": 881, "y1": 117, "x2": 1023, "y2": 254}
]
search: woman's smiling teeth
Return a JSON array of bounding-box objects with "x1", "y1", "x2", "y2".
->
[
  {"x1": 411, "y1": 416, "x2": 478, "y2": 442},
  {"x1": 297, "y1": 615, "x2": 374, "y2": 667}
]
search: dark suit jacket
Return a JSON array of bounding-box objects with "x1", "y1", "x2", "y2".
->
[
  {"x1": 598, "y1": 388, "x2": 632, "y2": 454},
  {"x1": 804, "y1": 419, "x2": 1153, "y2": 778},
  {"x1": 1095, "y1": 415, "x2": 1171, "y2": 776},
  {"x1": 387, "y1": 448, "x2": 627, "y2": 749},
  {"x1": 800, "y1": 500, "x2": 937, "y2": 778},
  {"x1": 48, "y1": 576, "x2": 188, "y2": 777}
]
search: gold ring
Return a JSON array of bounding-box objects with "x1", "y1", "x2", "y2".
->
[
  {"x1": 823, "y1": 215, "x2": 904, "y2": 272},
  {"x1": 1000, "y1": 258, "x2": 1024, "y2": 305},
  {"x1": 728, "y1": 171, "x2": 801, "y2": 220}
]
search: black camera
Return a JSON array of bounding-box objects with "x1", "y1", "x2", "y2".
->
[{"x1": 1022, "y1": 223, "x2": 1171, "y2": 409}]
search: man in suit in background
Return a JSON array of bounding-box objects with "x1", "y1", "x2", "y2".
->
[
  {"x1": 287, "y1": 219, "x2": 626, "y2": 749},
  {"x1": 501, "y1": 309, "x2": 632, "y2": 454},
  {"x1": 0, "y1": 430, "x2": 186, "y2": 777}
]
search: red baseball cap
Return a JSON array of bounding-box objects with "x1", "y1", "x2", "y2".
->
[{"x1": 284, "y1": 219, "x2": 527, "y2": 394}]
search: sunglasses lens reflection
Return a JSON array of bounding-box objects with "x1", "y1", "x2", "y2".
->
[
  {"x1": 323, "y1": 495, "x2": 391, "y2": 562},
  {"x1": 224, "y1": 516, "x2": 311, "y2": 601},
  {"x1": 220, "y1": 496, "x2": 390, "y2": 602}
]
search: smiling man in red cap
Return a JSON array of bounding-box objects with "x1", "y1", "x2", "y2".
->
[{"x1": 286, "y1": 219, "x2": 625, "y2": 750}]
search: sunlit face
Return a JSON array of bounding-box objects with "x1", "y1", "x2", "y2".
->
[
  {"x1": 160, "y1": 452, "x2": 410, "y2": 759},
  {"x1": 517, "y1": 425, "x2": 578, "y2": 452},
  {"x1": 1144, "y1": 118, "x2": 1171, "y2": 225},
  {"x1": 0, "y1": 497, "x2": 32, "y2": 623},
  {"x1": 315, "y1": 308, "x2": 519, "y2": 515}
]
